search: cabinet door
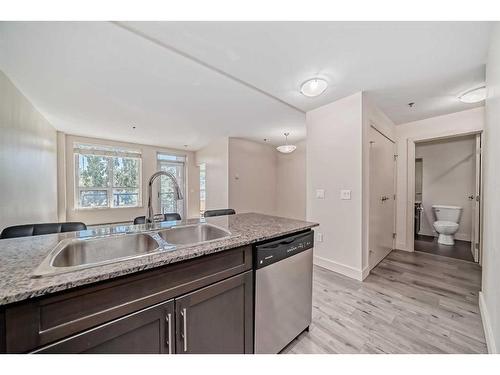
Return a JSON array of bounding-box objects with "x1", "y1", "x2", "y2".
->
[
  {"x1": 175, "y1": 271, "x2": 253, "y2": 354},
  {"x1": 33, "y1": 300, "x2": 175, "y2": 354}
]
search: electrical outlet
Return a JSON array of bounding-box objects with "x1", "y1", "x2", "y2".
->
[{"x1": 316, "y1": 233, "x2": 323, "y2": 242}]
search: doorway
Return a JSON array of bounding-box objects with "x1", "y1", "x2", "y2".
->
[
  {"x1": 368, "y1": 125, "x2": 396, "y2": 270},
  {"x1": 411, "y1": 134, "x2": 482, "y2": 263}
]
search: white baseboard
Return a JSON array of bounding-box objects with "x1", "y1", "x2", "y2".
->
[
  {"x1": 313, "y1": 255, "x2": 364, "y2": 281},
  {"x1": 479, "y1": 291, "x2": 498, "y2": 354},
  {"x1": 455, "y1": 232, "x2": 471, "y2": 242},
  {"x1": 361, "y1": 266, "x2": 370, "y2": 280},
  {"x1": 395, "y1": 241, "x2": 408, "y2": 251}
]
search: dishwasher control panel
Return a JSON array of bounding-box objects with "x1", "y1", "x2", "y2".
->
[{"x1": 254, "y1": 230, "x2": 314, "y2": 269}]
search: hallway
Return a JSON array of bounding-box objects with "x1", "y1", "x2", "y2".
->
[{"x1": 283, "y1": 250, "x2": 486, "y2": 354}]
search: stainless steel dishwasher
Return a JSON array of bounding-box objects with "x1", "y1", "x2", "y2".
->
[{"x1": 254, "y1": 230, "x2": 314, "y2": 354}]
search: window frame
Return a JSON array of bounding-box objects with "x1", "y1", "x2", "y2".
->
[
  {"x1": 156, "y1": 152, "x2": 187, "y2": 219},
  {"x1": 74, "y1": 143, "x2": 143, "y2": 210},
  {"x1": 199, "y1": 163, "x2": 206, "y2": 217}
]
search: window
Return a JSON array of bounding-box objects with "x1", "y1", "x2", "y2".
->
[
  {"x1": 74, "y1": 143, "x2": 142, "y2": 209},
  {"x1": 199, "y1": 163, "x2": 206, "y2": 216},
  {"x1": 157, "y1": 153, "x2": 186, "y2": 217}
]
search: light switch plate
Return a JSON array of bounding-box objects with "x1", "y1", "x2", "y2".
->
[
  {"x1": 316, "y1": 233, "x2": 323, "y2": 242},
  {"x1": 340, "y1": 189, "x2": 351, "y2": 200},
  {"x1": 316, "y1": 189, "x2": 325, "y2": 199}
]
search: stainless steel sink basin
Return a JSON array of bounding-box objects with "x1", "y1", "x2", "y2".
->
[
  {"x1": 33, "y1": 233, "x2": 160, "y2": 277},
  {"x1": 157, "y1": 223, "x2": 231, "y2": 245},
  {"x1": 52, "y1": 233, "x2": 159, "y2": 268},
  {"x1": 32, "y1": 223, "x2": 232, "y2": 277}
]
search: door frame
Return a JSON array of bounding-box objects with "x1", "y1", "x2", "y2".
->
[
  {"x1": 405, "y1": 130, "x2": 484, "y2": 255},
  {"x1": 472, "y1": 133, "x2": 483, "y2": 264}
]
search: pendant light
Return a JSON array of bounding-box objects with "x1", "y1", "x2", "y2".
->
[{"x1": 276, "y1": 133, "x2": 297, "y2": 154}]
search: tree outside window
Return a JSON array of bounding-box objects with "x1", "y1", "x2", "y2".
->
[{"x1": 75, "y1": 144, "x2": 142, "y2": 209}]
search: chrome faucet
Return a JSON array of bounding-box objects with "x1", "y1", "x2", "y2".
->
[{"x1": 147, "y1": 171, "x2": 184, "y2": 224}]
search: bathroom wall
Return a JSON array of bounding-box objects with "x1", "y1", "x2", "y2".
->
[
  {"x1": 415, "y1": 136, "x2": 476, "y2": 241},
  {"x1": 480, "y1": 22, "x2": 500, "y2": 354},
  {"x1": 415, "y1": 159, "x2": 423, "y2": 201},
  {"x1": 395, "y1": 107, "x2": 484, "y2": 250},
  {"x1": 0, "y1": 70, "x2": 58, "y2": 231}
]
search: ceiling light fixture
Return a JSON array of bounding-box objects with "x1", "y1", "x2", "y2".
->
[
  {"x1": 276, "y1": 133, "x2": 297, "y2": 154},
  {"x1": 300, "y1": 78, "x2": 328, "y2": 97},
  {"x1": 458, "y1": 85, "x2": 486, "y2": 104}
]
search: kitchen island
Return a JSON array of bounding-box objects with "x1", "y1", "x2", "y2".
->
[{"x1": 0, "y1": 213, "x2": 317, "y2": 354}]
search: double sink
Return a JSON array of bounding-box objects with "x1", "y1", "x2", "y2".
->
[{"x1": 33, "y1": 223, "x2": 232, "y2": 277}]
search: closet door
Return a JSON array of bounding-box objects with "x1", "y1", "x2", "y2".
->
[{"x1": 369, "y1": 126, "x2": 396, "y2": 270}]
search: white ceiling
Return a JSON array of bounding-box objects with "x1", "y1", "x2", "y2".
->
[{"x1": 0, "y1": 21, "x2": 493, "y2": 150}]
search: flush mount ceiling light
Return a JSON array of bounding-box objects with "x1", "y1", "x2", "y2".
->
[
  {"x1": 276, "y1": 133, "x2": 297, "y2": 154},
  {"x1": 300, "y1": 78, "x2": 328, "y2": 97},
  {"x1": 458, "y1": 86, "x2": 486, "y2": 104}
]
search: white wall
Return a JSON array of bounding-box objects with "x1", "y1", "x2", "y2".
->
[
  {"x1": 415, "y1": 136, "x2": 475, "y2": 241},
  {"x1": 307, "y1": 92, "x2": 364, "y2": 280},
  {"x1": 0, "y1": 70, "x2": 58, "y2": 231},
  {"x1": 228, "y1": 138, "x2": 277, "y2": 216},
  {"x1": 395, "y1": 108, "x2": 484, "y2": 250},
  {"x1": 276, "y1": 140, "x2": 306, "y2": 220},
  {"x1": 195, "y1": 137, "x2": 229, "y2": 211},
  {"x1": 197, "y1": 136, "x2": 307, "y2": 219},
  {"x1": 61, "y1": 133, "x2": 200, "y2": 225},
  {"x1": 480, "y1": 22, "x2": 500, "y2": 354}
]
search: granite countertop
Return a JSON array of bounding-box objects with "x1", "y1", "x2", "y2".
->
[{"x1": 0, "y1": 213, "x2": 318, "y2": 306}]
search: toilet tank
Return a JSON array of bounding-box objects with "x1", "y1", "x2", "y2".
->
[{"x1": 432, "y1": 205, "x2": 462, "y2": 223}]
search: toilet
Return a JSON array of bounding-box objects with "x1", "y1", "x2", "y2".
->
[{"x1": 432, "y1": 205, "x2": 462, "y2": 245}]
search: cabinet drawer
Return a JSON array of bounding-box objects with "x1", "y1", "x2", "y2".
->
[
  {"x1": 5, "y1": 245, "x2": 251, "y2": 353},
  {"x1": 33, "y1": 300, "x2": 174, "y2": 354}
]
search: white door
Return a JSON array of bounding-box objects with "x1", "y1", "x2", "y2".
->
[
  {"x1": 471, "y1": 134, "x2": 482, "y2": 263},
  {"x1": 369, "y1": 126, "x2": 396, "y2": 270}
]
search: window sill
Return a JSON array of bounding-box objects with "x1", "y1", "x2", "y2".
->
[{"x1": 74, "y1": 205, "x2": 144, "y2": 211}]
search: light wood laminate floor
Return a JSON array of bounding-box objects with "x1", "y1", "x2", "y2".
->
[{"x1": 282, "y1": 250, "x2": 487, "y2": 354}]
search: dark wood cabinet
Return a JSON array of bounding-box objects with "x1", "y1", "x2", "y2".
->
[
  {"x1": 32, "y1": 271, "x2": 253, "y2": 354},
  {"x1": 34, "y1": 300, "x2": 175, "y2": 354},
  {"x1": 0, "y1": 310, "x2": 5, "y2": 353},
  {"x1": 175, "y1": 271, "x2": 253, "y2": 354},
  {"x1": 2, "y1": 246, "x2": 254, "y2": 354},
  {"x1": 4, "y1": 246, "x2": 252, "y2": 353}
]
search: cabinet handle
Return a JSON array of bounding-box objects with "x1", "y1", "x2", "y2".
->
[
  {"x1": 181, "y1": 307, "x2": 188, "y2": 352},
  {"x1": 166, "y1": 313, "x2": 172, "y2": 354}
]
